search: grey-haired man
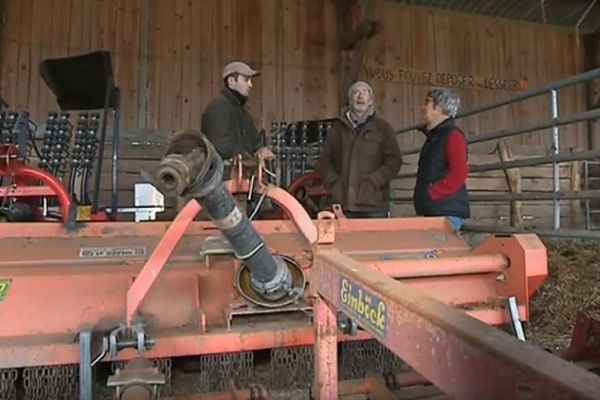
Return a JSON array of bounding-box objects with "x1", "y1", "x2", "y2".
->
[
  {"x1": 201, "y1": 61, "x2": 274, "y2": 162},
  {"x1": 317, "y1": 80, "x2": 402, "y2": 218},
  {"x1": 413, "y1": 87, "x2": 470, "y2": 230}
]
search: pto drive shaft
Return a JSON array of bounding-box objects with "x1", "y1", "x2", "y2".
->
[{"x1": 154, "y1": 130, "x2": 292, "y2": 301}]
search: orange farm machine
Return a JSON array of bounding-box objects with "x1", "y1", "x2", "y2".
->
[{"x1": 1, "y1": 130, "x2": 600, "y2": 400}]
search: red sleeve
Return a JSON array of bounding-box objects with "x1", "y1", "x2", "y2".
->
[{"x1": 428, "y1": 130, "x2": 468, "y2": 202}]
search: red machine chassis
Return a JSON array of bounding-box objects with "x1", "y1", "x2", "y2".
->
[{"x1": 2, "y1": 167, "x2": 597, "y2": 398}]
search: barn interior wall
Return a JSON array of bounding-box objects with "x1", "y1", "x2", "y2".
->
[
  {"x1": 0, "y1": 0, "x2": 590, "y2": 220},
  {"x1": 0, "y1": 1, "x2": 588, "y2": 146}
]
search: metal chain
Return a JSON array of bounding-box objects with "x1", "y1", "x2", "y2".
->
[
  {"x1": 339, "y1": 340, "x2": 407, "y2": 380},
  {"x1": 0, "y1": 368, "x2": 18, "y2": 400},
  {"x1": 270, "y1": 345, "x2": 314, "y2": 389},
  {"x1": 22, "y1": 364, "x2": 78, "y2": 400},
  {"x1": 270, "y1": 340, "x2": 407, "y2": 387},
  {"x1": 198, "y1": 351, "x2": 254, "y2": 392},
  {"x1": 153, "y1": 358, "x2": 172, "y2": 395}
]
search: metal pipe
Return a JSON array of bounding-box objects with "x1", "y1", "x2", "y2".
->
[
  {"x1": 469, "y1": 189, "x2": 600, "y2": 202},
  {"x1": 575, "y1": 0, "x2": 599, "y2": 45},
  {"x1": 462, "y1": 224, "x2": 600, "y2": 240},
  {"x1": 585, "y1": 160, "x2": 591, "y2": 230},
  {"x1": 551, "y1": 89, "x2": 561, "y2": 230},
  {"x1": 397, "y1": 148, "x2": 600, "y2": 179},
  {"x1": 367, "y1": 254, "x2": 507, "y2": 278},
  {"x1": 401, "y1": 108, "x2": 600, "y2": 155},
  {"x1": 396, "y1": 67, "x2": 600, "y2": 135},
  {"x1": 155, "y1": 130, "x2": 293, "y2": 300},
  {"x1": 394, "y1": 190, "x2": 600, "y2": 203},
  {"x1": 470, "y1": 148, "x2": 600, "y2": 173},
  {"x1": 111, "y1": 89, "x2": 121, "y2": 220},
  {"x1": 92, "y1": 74, "x2": 113, "y2": 213}
]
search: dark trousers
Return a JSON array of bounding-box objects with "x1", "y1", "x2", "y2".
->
[{"x1": 344, "y1": 210, "x2": 388, "y2": 219}]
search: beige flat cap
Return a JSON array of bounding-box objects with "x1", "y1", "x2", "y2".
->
[{"x1": 222, "y1": 61, "x2": 260, "y2": 79}]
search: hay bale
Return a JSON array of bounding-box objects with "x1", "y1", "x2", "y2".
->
[{"x1": 528, "y1": 239, "x2": 600, "y2": 350}]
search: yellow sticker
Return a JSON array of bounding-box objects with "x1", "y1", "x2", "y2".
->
[
  {"x1": 77, "y1": 205, "x2": 92, "y2": 221},
  {"x1": 340, "y1": 276, "x2": 388, "y2": 337},
  {"x1": 0, "y1": 279, "x2": 12, "y2": 301}
]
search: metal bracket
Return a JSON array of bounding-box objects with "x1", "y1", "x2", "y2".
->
[
  {"x1": 507, "y1": 296, "x2": 526, "y2": 342},
  {"x1": 79, "y1": 330, "x2": 93, "y2": 400},
  {"x1": 198, "y1": 235, "x2": 235, "y2": 261},
  {"x1": 317, "y1": 211, "x2": 336, "y2": 245},
  {"x1": 108, "y1": 324, "x2": 155, "y2": 357},
  {"x1": 337, "y1": 312, "x2": 358, "y2": 336},
  {"x1": 107, "y1": 358, "x2": 165, "y2": 400}
]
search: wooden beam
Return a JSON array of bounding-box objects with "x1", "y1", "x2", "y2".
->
[
  {"x1": 337, "y1": 0, "x2": 353, "y2": 105},
  {"x1": 137, "y1": 0, "x2": 151, "y2": 130},
  {"x1": 584, "y1": 29, "x2": 600, "y2": 149},
  {"x1": 0, "y1": 0, "x2": 6, "y2": 108},
  {"x1": 497, "y1": 141, "x2": 522, "y2": 227},
  {"x1": 340, "y1": 19, "x2": 379, "y2": 50},
  {"x1": 570, "y1": 161, "x2": 582, "y2": 228},
  {"x1": 337, "y1": 0, "x2": 380, "y2": 105}
]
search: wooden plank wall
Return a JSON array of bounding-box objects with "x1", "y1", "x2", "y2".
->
[
  {"x1": 0, "y1": 0, "x2": 589, "y2": 223},
  {"x1": 363, "y1": 3, "x2": 588, "y2": 152},
  {"x1": 391, "y1": 145, "x2": 583, "y2": 229},
  {"x1": 0, "y1": 0, "x2": 339, "y2": 131},
  {"x1": 0, "y1": 1, "x2": 587, "y2": 141},
  {"x1": 0, "y1": 0, "x2": 144, "y2": 127}
]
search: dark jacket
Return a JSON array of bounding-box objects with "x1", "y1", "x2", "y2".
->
[
  {"x1": 317, "y1": 111, "x2": 403, "y2": 213},
  {"x1": 413, "y1": 118, "x2": 470, "y2": 218},
  {"x1": 200, "y1": 89, "x2": 262, "y2": 160}
]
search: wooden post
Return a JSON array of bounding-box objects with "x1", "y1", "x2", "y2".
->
[
  {"x1": 497, "y1": 141, "x2": 522, "y2": 227},
  {"x1": 584, "y1": 29, "x2": 600, "y2": 150},
  {"x1": 570, "y1": 160, "x2": 582, "y2": 228},
  {"x1": 0, "y1": 0, "x2": 6, "y2": 93},
  {"x1": 336, "y1": 0, "x2": 380, "y2": 106},
  {"x1": 137, "y1": 0, "x2": 151, "y2": 130}
]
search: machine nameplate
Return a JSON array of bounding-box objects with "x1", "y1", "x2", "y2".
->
[
  {"x1": 0, "y1": 279, "x2": 12, "y2": 301},
  {"x1": 339, "y1": 276, "x2": 388, "y2": 337},
  {"x1": 78, "y1": 246, "x2": 147, "y2": 258}
]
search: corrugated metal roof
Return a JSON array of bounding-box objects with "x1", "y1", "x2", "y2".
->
[{"x1": 392, "y1": 0, "x2": 600, "y2": 33}]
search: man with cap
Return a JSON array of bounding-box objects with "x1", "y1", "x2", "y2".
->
[
  {"x1": 316, "y1": 81, "x2": 402, "y2": 218},
  {"x1": 201, "y1": 61, "x2": 274, "y2": 163}
]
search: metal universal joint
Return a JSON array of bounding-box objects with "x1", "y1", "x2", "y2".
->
[
  {"x1": 155, "y1": 130, "x2": 293, "y2": 302},
  {"x1": 155, "y1": 154, "x2": 197, "y2": 195}
]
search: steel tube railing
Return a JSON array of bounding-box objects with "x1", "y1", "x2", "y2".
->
[
  {"x1": 395, "y1": 67, "x2": 600, "y2": 135},
  {"x1": 550, "y1": 88, "x2": 561, "y2": 229},
  {"x1": 469, "y1": 149, "x2": 600, "y2": 173},
  {"x1": 392, "y1": 68, "x2": 600, "y2": 235},
  {"x1": 393, "y1": 190, "x2": 600, "y2": 203},
  {"x1": 401, "y1": 108, "x2": 600, "y2": 156},
  {"x1": 463, "y1": 224, "x2": 600, "y2": 240},
  {"x1": 397, "y1": 149, "x2": 600, "y2": 179}
]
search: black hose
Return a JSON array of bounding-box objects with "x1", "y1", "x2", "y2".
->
[{"x1": 156, "y1": 131, "x2": 292, "y2": 299}]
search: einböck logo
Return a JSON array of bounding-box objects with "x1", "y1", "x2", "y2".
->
[{"x1": 339, "y1": 276, "x2": 388, "y2": 337}]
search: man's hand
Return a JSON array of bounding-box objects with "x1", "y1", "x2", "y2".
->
[{"x1": 254, "y1": 146, "x2": 276, "y2": 160}]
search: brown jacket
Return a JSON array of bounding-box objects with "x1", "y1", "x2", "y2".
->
[{"x1": 316, "y1": 111, "x2": 402, "y2": 213}]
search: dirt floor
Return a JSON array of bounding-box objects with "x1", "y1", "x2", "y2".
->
[
  {"x1": 528, "y1": 239, "x2": 600, "y2": 350},
  {"x1": 92, "y1": 238, "x2": 599, "y2": 399}
]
